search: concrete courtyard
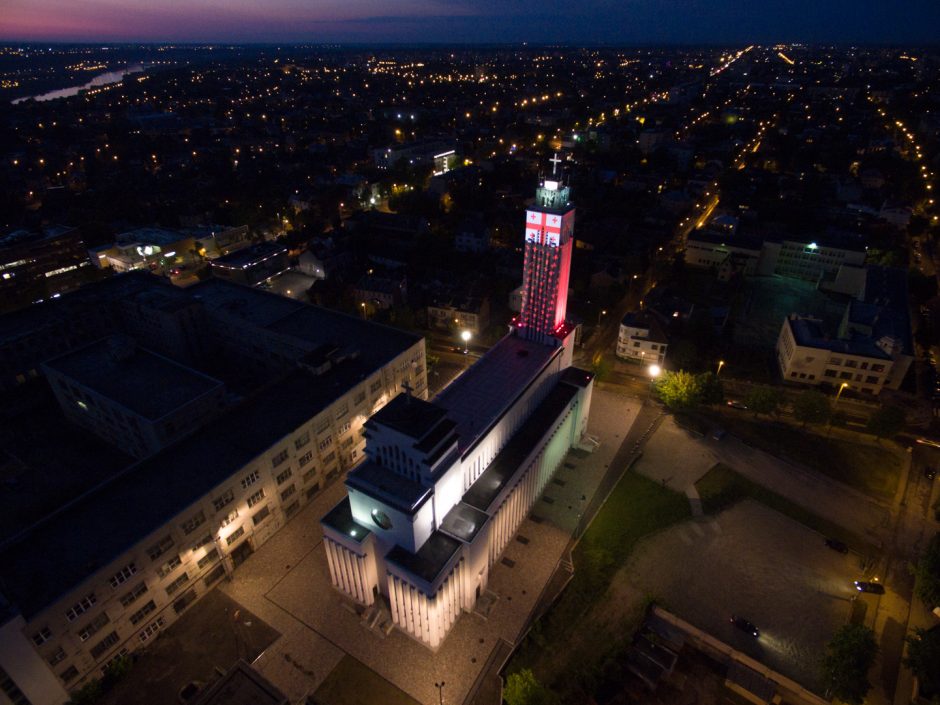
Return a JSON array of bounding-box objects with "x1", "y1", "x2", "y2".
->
[{"x1": 206, "y1": 387, "x2": 644, "y2": 705}]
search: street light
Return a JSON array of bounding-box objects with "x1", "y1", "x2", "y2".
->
[
  {"x1": 835, "y1": 382, "x2": 849, "y2": 403},
  {"x1": 597, "y1": 309, "x2": 607, "y2": 327},
  {"x1": 717, "y1": 360, "x2": 725, "y2": 375},
  {"x1": 461, "y1": 330, "x2": 471, "y2": 354},
  {"x1": 647, "y1": 364, "x2": 661, "y2": 400},
  {"x1": 434, "y1": 681, "x2": 445, "y2": 705}
]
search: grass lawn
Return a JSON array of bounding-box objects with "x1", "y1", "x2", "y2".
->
[
  {"x1": 695, "y1": 463, "x2": 877, "y2": 555},
  {"x1": 312, "y1": 655, "x2": 421, "y2": 705},
  {"x1": 508, "y1": 469, "x2": 690, "y2": 692},
  {"x1": 717, "y1": 414, "x2": 901, "y2": 501}
]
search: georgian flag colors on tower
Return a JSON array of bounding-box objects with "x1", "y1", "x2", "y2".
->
[{"x1": 518, "y1": 175, "x2": 575, "y2": 340}]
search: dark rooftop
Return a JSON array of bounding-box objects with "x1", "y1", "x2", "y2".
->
[
  {"x1": 346, "y1": 460, "x2": 432, "y2": 514},
  {"x1": 462, "y1": 381, "x2": 578, "y2": 512},
  {"x1": 320, "y1": 497, "x2": 371, "y2": 545},
  {"x1": 42, "y1": 336, "x2": 224, "y2": 420},
  {"x1": 367, "y1": 393, "x2": 448, "y2": 440},
  {"x1": 209, "y1": 242, "x2": 287, "y2": 270},
  {"x1": 0, "y1": 341, "x2": 417, "y2": 618},
  {"x1": 439, "y1": 502, "x2": 489, "y2": 543},
  {"x1": 385, "y1": 531, "x2": 461, "y2": 586},
  {"x1": 434, "y1": 333, "x2": 559, "y2": 456}
]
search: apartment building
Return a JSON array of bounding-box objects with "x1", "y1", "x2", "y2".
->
[
  {"x1": 775, "y1": 267, "x2": 913, "y2": 395},
  {"x1": 616, "y1": 311, "x2": 669, "y2": 366},
  {"x1": 0, "y1": 275, "x2": 426, "y2": 704}
]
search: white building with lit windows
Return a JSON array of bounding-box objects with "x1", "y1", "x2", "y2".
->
[
  {"x1": 0, "y1": 278, "x2": 426, "y2": 704},
  {"x1": 321, "y1": 172, "x2": 594, "y2": 649}
]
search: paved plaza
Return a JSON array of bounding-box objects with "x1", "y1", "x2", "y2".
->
[
  {"x1": 615, "y1": 500, "x2": 863, "y2": 693},
  {"x1": 213, "y1": 388, "x2": 643, "y2": 704}
]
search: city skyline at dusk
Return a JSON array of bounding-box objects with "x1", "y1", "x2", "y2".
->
[{"x1": 3, "y1": 0, "x2": 940, "y2": 44}]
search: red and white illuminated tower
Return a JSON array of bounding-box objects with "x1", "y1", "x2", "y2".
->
[{"x1": 517, "y1": 159, "x2": 575, "y2": 342}]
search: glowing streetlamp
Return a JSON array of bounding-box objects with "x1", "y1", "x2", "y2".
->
[
  {"x1": 647, "y1": 363, "x2": 661, "y2": 399},
  {"x1": 717, "y1": 360, "x2": 725, "y2": 375},
  {"x1": 835, "y1": 382, "x2": 849, "y2": 403},
  {"x1": 461, "y1": 330, "x2": 471, "y2": 354}
]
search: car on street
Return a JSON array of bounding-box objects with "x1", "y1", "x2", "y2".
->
[
  {"x1": 730, "y1": 615, "x2": 760, "y2": 637},
  {"x1": 925, "y1": 466, "x2": 937, "y2": 481},
  {"x1": 712, "y1": 428, "x2": 727, "y2": 441},
  {"x1": 726, "y1": 400, "x2": 747, "y2": 410},
  {"x1": 854, "y1": 581, "x2": 885, "y2": 594},
  {"x1": 825, "y1": 538, "x2": 848, "y2": 554}
]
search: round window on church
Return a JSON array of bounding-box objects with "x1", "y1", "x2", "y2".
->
[{"x1": 371, "y1": 508, "x2": 393, "y2": 530}]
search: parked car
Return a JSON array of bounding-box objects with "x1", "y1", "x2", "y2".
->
[
  {"x1": 730, "y1": 615, "x2": 760, "y2": 637},
  {"x1": 712, "y1": 428, "x2": 727, "y2": 441},
  {"x1": 825, "y1": 538, "x2": 849, "y2": 554},
  {"x1": 925, "y1": 466, "x2": 937, "y2": 481},
  {"x1": 854, "y1": 581, "x2": 885, "y2": 594}
]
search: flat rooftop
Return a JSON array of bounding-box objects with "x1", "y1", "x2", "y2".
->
[
  {"x1": 346, "y1": 461, "x2": 432, "y2": 514},
  {"x1": 462, "y1": 380, "x2": 578, "y2": 513},
  {"x1": 385, "y1": 531, "x2": 461, "y2": 586},
  {"x1": 787, "y1": 316, "x2": 890, "y2": 360},
  {"x1": 320, "y1": 497, "x2": 371, "y2": 545},
  {"x1": 190, "y1": 279, "x2": 423, "y2": 371},
  {"x1": 367, "y1": 393, "x2": 448, "y2": 440},
  {"x1": 433, "y1": 333, "x2": 559, "y2": 456},
  {"x1": 43, "y1": 336, "x2": 224, "y2": 420},
  {"x1": 439, "y1": 502, "x2": 489, "y2": 543}
]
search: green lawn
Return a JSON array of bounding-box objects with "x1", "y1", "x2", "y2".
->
[
  {"x1": 695, "y1": 463, "x2": 876, "y2": 555},
  {"x1": 718, "y1": 415, "x2": 901, "y2": 500},
  {"x1": 508, "y1": 469, "x2": 690, "y2": 691},
  {"x1": 312, "y1": 655, "x2": 421, "y2": 705}
]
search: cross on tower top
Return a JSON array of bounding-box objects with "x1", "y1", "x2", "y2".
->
[{"x1": 549, "y1": 152, "x2": 562, "y2": 175}]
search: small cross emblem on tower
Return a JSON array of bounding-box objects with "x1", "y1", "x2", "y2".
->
[{"x1": 549, "y1": 152, "x2": 562, "y2": 175}]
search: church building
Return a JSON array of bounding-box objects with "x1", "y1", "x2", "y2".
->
[{"x1": 320, "y1": 170, "x2": 594, "y2": 649}]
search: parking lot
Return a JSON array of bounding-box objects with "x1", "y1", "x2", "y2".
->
[{"x1": 615, "y1": 500, "x2": 865, "y2": 692}]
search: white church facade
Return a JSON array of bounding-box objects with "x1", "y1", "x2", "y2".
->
[{"x1": 320, "y1": 172, "x2": 594, "y2": 649}]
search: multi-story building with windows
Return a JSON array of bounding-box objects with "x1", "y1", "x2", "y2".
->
[
  {"x1": 616, "y1": 312, "x2": 669, "y2": 366},
  {"x1": 321, "y1": 173, "x2": 593, "y2": 650},
  {"x1": 685, "y1": 230, "x2": 866, "y2": 285},
  {"x1": 0, "y1": 276, "x2": 425, "y2": 704},
  {"x1": 42, "y1": 336, "x2": 226, "y2": 458},
  {"x1": 775, "y1": 266, "x2": 913, "y2": 395},
  {"x1": 0, "y1": 226, "x2": 94, "y2": 313}
]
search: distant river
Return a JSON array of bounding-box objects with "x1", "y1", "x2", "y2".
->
[{"x1": 12, "y1": 64, "x2": 148, "y2": 104}]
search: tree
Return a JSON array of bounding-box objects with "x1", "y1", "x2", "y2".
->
[
  {"x1": 504, "y1": 669, "x2": 559, "y2": 705},
  {"x1": 793, "y1": 390, "x2": 830, "y2": 427},
  {"x1": 744, "y1": 385, "x2": 782, "y2": 417},
  {"x1": 591, "y1": 354, "x2": 612, "y2": 383},
  {"x1": 697, "y1": 372, "x2": 725, "y2": 405},
  {"x1": 904, "y1": 627, "x2": 940, "y2": 699},
  {"x1": 820, "y1": 624, "x2": 877, "y2": 705},
  {"x1": 914, "y1": 532, "x2": 940, "y2": 609},
  {"x1": 866, "y1": 405, "x2": 906, "y2": 439},
  {"x1": 654, "y1": 370, "x2": 703, "y2": 409}
]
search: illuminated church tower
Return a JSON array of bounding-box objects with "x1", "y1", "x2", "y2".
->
[{"x1": 518, "y1": 155, "x2": 575, "y2": 343}]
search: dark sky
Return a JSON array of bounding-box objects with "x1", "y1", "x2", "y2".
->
[{"x1": 3, "y1": 0, "x2": 939, "y2": 44}]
